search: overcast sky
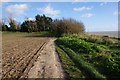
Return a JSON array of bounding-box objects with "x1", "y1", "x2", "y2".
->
[{"x1": 0, "y1": 0, "x2": 119, "y2": 32}]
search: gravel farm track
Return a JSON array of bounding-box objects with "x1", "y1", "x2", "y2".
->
[{"x1": 2, "y1": 33, "x2": 64, "y2": 79}]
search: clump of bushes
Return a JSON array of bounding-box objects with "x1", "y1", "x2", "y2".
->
[{"x1": 51, "y1": 18, "x2": 85, "y2": 37}]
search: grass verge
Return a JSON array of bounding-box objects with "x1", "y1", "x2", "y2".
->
[
  {"x1": 56, "y1": 46, "x2": 85, "y2": 79},
  {"x1": 59, "y1": 45, "x2": 106, "y2": 80}
]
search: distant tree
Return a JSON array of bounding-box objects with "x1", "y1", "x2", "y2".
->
[
  {"x1": 35, "y1": 14, "x2": 43, "y2": 31},
  {"x1": 45, "y1": 16, "x2": 53, "y2": 31},
  {"x1": 21, "y1": 20, "x2": 37, "y2": 32},
  {"x1": 0, "y1": 21, "x2": 9, "y2": 31},
  {"x1": 35, "y1": 14, "x2": 53, "y2": 31},
  {"x1": 20, "y1": 21, "x2": 28, "y2": 32},
  {"x1": 2, "y1": 24, "x2": 9, "y2": 31},
  {"x1": 9, "y1": 18, "x2": 17, "y2": 31},
  {"x1": 16, "y1": 22, "x2": 21, "y2": 31},
  {"x1": 2, "y1": 24, "x2": 7, "y2": 31}
]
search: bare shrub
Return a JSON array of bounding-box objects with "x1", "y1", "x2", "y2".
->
[{"x1": 51, "y1": 18, "x2": 85, "y2": 36}]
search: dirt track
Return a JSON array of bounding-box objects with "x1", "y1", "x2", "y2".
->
[
  {"x1": 28, "y1": 39, "x2": 64, "y2": 78},
  {"x1": 2, "y1": 33, "x2": 64, "y2": 79}
]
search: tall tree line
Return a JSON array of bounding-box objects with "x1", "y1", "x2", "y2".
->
[
  {"x1": 0, "y1": 14, "x2": 85, "y2": 36},
  {"x1": 21, "y1": 14, "x2": 53, "y2": 32},
  {"x1": 0, "y1": 14, "x2": 53, "y2": 32}
]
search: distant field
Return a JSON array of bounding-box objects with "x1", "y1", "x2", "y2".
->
[{"x1": 87, "y1": 31, "x2": 119, "y2": 38}]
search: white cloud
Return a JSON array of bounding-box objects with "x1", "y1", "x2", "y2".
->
[
  {"x1": 100, "y1": 2, "x2": 107, "y2": 6},
  {"x1": 27, "y1": 17, "x2": 35, "y2": 21},
  {"x1": 73, "y1": 0, "x2": 85, "y2": 2},
  {"x1": 113, "y1": 11, "x2": 120, "y2": 15},
  {"x1": 1, "y1": 0, "x2": 11, "y2": 2},
  {"x1": 37, "y1": 4, "x2": 60, "y2": 16},
  {"x1": 81, "y1": 13, "x2": 94, "y2": 18},
  {"x1": 73, "y1": 6, "x2": 92, "y2": 11},
  {"x1": 6, "y1": 4, "x2": 28, "y2": 16}
]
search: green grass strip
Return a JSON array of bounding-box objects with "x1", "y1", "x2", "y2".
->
[
  {"x1": 59, "y1": 45, "x2": 106, "y2": 80},
  {"x1": 56, "y1": 46, "x2": 85, "y2": 79}
]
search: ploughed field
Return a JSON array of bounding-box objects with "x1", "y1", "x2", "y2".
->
[{"x1": 2, "y1": 33, "x2": 49, "y2": 78}]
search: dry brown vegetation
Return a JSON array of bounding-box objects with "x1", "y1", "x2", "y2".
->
[{"x1": 51, "y1": 18, "x2": 85, "y2": 36}]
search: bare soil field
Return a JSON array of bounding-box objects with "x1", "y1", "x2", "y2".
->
[{"x1": 2, "y1": 32, "x2": 64, "y2": 79}]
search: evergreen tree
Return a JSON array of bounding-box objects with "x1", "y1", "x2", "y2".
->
[{"x1": 35, "y1": 14, "x2": 53, "y2": 31}]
